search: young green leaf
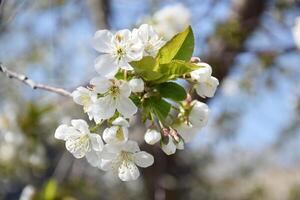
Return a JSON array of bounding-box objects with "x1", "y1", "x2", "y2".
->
[
  {"x1": 146, "y1": 96, "x2": 171, "y2": 122},
  {"x1": 156, "y1": 82, "x2": 187, "y2": 101},
  {"x1": 157, "y1": 26, "x2": 194, "y2": 64},
  {"x1": 154, "y1": 60, "x2": 199, "y2": 83},
  {"x1": 130, "y1": 56, "x2": 162, "y2": 81}
]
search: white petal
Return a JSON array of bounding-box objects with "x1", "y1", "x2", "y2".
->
[
  {"x1": 189, "y1": 101, "x2": 209, "y2": 127},
  {"x1": 55, "y1": 125, "x2": 74, "y2": 141},
  {"x1": 93, "y1": 95, "x2": 116, "y2": 120},
  {"x1": 90, "y1": 133, "x2": 104, "y2": 151},
  {"x1": 191, "y1": 63, "x2": 212, "y2": 82},
  {"x1": 95, "y1": 54, "x2": 119, "y2": 78},
  {"x1": 161, "y1": 136, "x2": 177, "y2": 155},
  {"x1": 72, "y1": 87, "x2": 90, "y2": 105},
  {"x1": 112, "y1": 117, "x2": 129, "y2": 127},
  {"x1": 86, "y1": 149, "x2": 102, "y2": 167},
  {"x1": 144, "y1": 129, "x2": 161, "y2": 145},
  {"x1": 92, "y1": 30, "x2": 113, "y2": 53},
  {"x1": 66, "y1": 138, "x2": 89, "y2": 159},
  {"x1": 119, "y1": 61, "x2": 133, "y2": 71},
  {"x1": 129, "y1": 78, "x2": 144, "y2": 93},
  {"x1": 118, "y1": 162, "x2": 140, "y2": 181},
  {"x1": 133, "y1": 151, "x2": 154, "y2": 168},
  {"x1": 99, "y1": 159, "x2": 113, "y2": 171},
  {"x1": 90, "y1": 77, "x2": 112, "y2": 94},
  {"x1": 115, "y1": 29, "x2": 131, "y2": 41},
  {"x1": 103, "y1": 126, "x2": 128, "y2": 144},
  {"x1": 103, "y1": 143, "x2": 122, "y2": 155},
  {"x1": 71, "y1": 119, "x2": 90, "y2": 134},
  {"x1": 205, "y1": 76, "x2": 219, "y2": 97},
  {"x1": 121, "y1": 140, "x2": 140, "y2": 153},
  {"x1": 176, "y1": 139, "x2": 184, "y2": 150},
  {"x1": 119, "y1": 81, "x2": 131, "y2": 97},
  {"x1": 175, "y1": 123, "x2": 198, "y2": 143},
  {"x1": 116, "y1": 95, "x2": 137, "y2": 118}
]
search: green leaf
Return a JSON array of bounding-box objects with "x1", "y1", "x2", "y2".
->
[
  {"x1": 146, "y1": 96, "x2": 171, "y2": 122},
  {"x1": 130, "y1": 56, "x2": 162, "y2": 81},
  {"x1": 156, "y1": 82, "x2": 187, "y2": 101},
  {"x1": 157, "y1": 26, "x2": 194, "y2": 64},
  {"x1": 155, "y1": 60, "x2": 200, "y2": 83}
]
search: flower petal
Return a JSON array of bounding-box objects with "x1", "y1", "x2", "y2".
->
[
  {"x1": 86, "y1": 149, "x2": 102, "y2": 167},
  {"x1": 144, "y1": 129, "x2": 161, "y2": 145},
  {"x1": 72, "y1": 87, "x2": 90, "y2": 105},
  {"x1": 93, "y1": 95, "x2": 116, "y2": 120},
  {"x1": 94, "y1": 54, "x2": 119, "y2": 78},
  {"x1": 161, "y1": 136, "x2": 177, "y2": 155},
  {"x1": 121, "y1": 140, "x2": 140, "y2": 153},
  {"x1": 189, "y1": 101, "x2": 209, "y2": 127},
  {"x1": 128, "y1": 78, "x2": 144, "y2": 93},
  {"x1": 119, "y1": 81, "x2": 131, "y2": 97},
  {"x1": 116, "y1": 96, "x2": 137, "y2": 118},
  {"x1": 92, "y1": 30, "x2": 113, "y2": 53},
  {"x1": 90, "y1": 77, "x2": 112, "y2": 94},
  {"x1": 54, "y1": 125, "x2": 74, "y2": 141},
  {"x1": 66, "y1": 138, "x2": 89, "y2": 159},
  {"x1": 112, "y1": 117, "x2": 129, "y2": 127},
  {"x1": 118, "y1": 162, "x2": 140, "y2": 181},
  {"x1": 71, "y1": 119, "x2": 90, "y2": 134},
  {"x1": 90, "y1": 133, "x2": 104, "y2": 151},
  {"x1": 134, "y1": 151, "x2": 154, "y2": 168}
]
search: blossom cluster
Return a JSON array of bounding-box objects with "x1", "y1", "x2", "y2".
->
[{"x1": 55, "y1": 23, "x2": 219, "y2": 181}]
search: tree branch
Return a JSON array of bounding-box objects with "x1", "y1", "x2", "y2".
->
[{"x1": 0, "y1": 63, "x2": 72, "y2": 97}]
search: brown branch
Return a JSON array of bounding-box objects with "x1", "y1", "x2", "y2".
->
[{"x1": 0, "y1": 63, "x2": 72, "y2": 97}]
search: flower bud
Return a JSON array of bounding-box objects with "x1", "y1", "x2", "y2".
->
[
  {"x1": 190, "y1": 62, "x2": 212, "y2": 83},
  {"x1": 176, "y1": 139, "x2": 184, "y2": 150},
  {"x1": 189, "y1": 100, "x2": 209, "y2": 127},
  {"x1": 129, "y1": 78, "x2": 144, "y2": 93},
  {"x1": 144, "y1": 129, "x2": 161, "y2": 145},
  {"x1": 161, "y1": 136, "x2": 176, "y2": 155}
]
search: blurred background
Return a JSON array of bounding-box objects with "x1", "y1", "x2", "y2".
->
[{"x1": 1, "y1": 0, "x2": 300, "y2": 199}]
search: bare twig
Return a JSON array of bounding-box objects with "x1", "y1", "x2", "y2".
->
[{"x1": 0, "y1": 63, "x2": 72, "y2": 97}]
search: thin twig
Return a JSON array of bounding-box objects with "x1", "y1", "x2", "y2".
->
[{"x1": 0, "y1": 63, "x2": 72, "y2": 97}]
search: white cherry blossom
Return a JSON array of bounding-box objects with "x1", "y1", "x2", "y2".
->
[
  {"x1": 152, "y1": 3, "x2": 191, "y2": 39},
  {"x1": 128, "y1": 78, "x2": 145, "y2": 93},
  {"x1": 189, "y1": 100, "x2": 209, "y2": 127},
  {"x1": 90, "y1": 77, "x2": 138, "y2": 122},
  {"x1": 195, "y1": 76, "x2": 219, "y2": 98},
  {"x1": 92, "y1": 29, "x2": 143, "y2": 78},
  {"x1": 132, "y1": 24, "x2": 165, "y2": 57},
  {"x1": 72, "y1": 87, "x2": 97, "y2": 121},
  {"x1": 144, "y1": 129, "x2": 161, "y2": 145},
  {"x1": 103, "y1": 117, "x2": 129, "y2": 144},
  {"x1": 55, "y1": 119, "x2": 104, "y2": 165},
  {"x1": 190, "y1": 62, "x2": 212, "y2": 82},
  {"x1": 100, "y1": 140, "x2": 154, "y2": 181},
  {"x1": 190, "y1": 63, "x2": 219, "y2": 98}
]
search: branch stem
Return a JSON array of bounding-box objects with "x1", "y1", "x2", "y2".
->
[{"x1": 0, "y1": 63, "x2": 72, "y2": 97}]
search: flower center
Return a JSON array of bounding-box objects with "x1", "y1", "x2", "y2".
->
[
  {"x1": 70, "y1": 134, "x2": 90, "y2": 153},
  {"x1": 116, "y1": 127, "x2": 125, "y2": 141},
  {"x1": 116, "y1": 47, "x2": 126, "y2": 61},
  {"x1": 109, "y1": 85, "x2": 120, "y2": 97},
  {"x1": 144, "y1": 44, "x2": 153, "y2": 54},
  {"x1": 119, "y1": 151, "x2": 133, "y2": 166}
]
